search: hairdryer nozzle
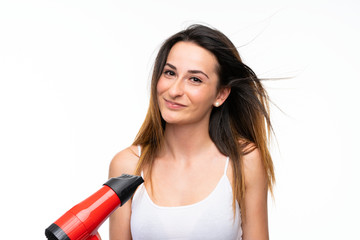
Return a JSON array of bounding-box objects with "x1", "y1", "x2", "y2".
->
[{"x1": 104, "y1": 174, "x2": 144, "y2": 206}]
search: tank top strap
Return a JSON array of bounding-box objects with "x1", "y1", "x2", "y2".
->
[
  {"x1": 224, "y1": 156, "x2": 229, "y2": 175},
  {"x1": 137, "y1": 145, "x2": 144, "y2": 177},
  {"x1": 137, "y1": 145, "x2": 141, "y2": 156}
]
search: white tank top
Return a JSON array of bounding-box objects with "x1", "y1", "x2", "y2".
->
[{"x1": 130, "y1": 146, "x2": 242, "y2": 240}]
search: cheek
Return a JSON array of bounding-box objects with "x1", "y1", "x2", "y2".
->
[
  {"x1": 190, "y1": 87, "x2": 217, "y2": 105},
  {"x1": 156, "y1": 77, "x2": 167, "y2": 96}
]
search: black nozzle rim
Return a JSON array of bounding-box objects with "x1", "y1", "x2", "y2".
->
[{"x1": 104, "y1": 174, "x2": 144, "y2": 206}]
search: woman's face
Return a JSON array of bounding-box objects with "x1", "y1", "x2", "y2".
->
[{"x1": 157, "y1": 41, "x2": 223, "y2": 126}]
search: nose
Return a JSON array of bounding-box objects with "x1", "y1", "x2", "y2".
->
[{"x1": 168, "y1": 77, "x2": 184, "y2": 99}]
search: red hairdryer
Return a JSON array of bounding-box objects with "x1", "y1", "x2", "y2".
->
[{"x1": 45, "y1": 174, "x2": 143, "y2": 240}]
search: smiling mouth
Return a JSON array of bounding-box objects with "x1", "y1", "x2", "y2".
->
[{"x1": 164, "y1": 98, "x2": 187, "y2": 109}]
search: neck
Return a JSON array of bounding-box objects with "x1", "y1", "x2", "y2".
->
[{"x1": 161, "y1": 121, "x2": 215, "y2": 162}]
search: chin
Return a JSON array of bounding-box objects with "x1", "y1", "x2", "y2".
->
[{"x1": 161, "y1": 116, "x2": 183, "y2": 125}]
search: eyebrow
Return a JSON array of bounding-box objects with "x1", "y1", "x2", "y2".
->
[{"x1": 165, "y1": 63, "x2": 209, "y2": 79}]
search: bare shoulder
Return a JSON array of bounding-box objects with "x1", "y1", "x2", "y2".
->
[
  {"x1": 241, "y1": 144, "x2": 267, "y2": 188},
  {"x1": 108, "y1": 145, "x2": 140, "y2": 178}
]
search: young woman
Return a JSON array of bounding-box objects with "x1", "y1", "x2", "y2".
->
[{"x1": 109, "y1": 24, "x2": 275, "y2": 240}]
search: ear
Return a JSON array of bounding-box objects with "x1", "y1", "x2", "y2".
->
[{"x1": 213, "y1": 87, "x2": 231, "y2": 107}]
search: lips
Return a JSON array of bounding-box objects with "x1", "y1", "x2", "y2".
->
[{"x1": 164, "y1": 98, "x2": 186, "y2": 109}]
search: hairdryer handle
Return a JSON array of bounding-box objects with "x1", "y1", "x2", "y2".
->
[{"x1": 88, "y1": 232, "x2": 101, "y2": 240}]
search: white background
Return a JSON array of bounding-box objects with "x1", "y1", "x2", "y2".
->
[{"x1": 0, "y1": 0, "x2": 359, "y2": 239}]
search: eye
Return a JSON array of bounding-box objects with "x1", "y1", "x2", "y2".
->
[
  {"x1": 190, "y1": 77, "x2": 202, "y2": 84},
  {"x1": 163, "y1": 70, "x2": 175, "y2": 77}
]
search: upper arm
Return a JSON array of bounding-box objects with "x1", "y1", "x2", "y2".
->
[
  {"x1": 108, "y1": 145, "x2": 139, "y2": 240},
  {"x1": 241, "y1": 147, "x2": 269, "y2": 240}
]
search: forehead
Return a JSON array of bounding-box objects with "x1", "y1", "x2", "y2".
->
[{"x1": 166, "y1": 41, "x2": 219, "y2": 76}]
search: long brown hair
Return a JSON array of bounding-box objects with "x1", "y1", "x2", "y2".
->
[{"x1": 133, "y1": 24, "x2": 275, "y2": 214}]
